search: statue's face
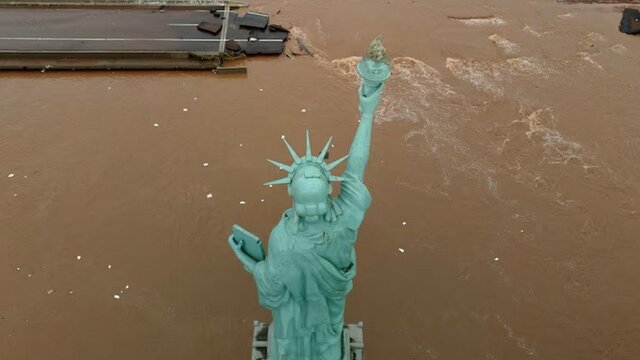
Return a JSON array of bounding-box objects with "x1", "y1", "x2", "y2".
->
[{"x1": 289, "y1": 165, "x2": 331, "y2": 223}]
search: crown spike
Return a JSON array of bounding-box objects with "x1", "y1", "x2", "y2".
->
[
  {"x1": 282, "y1": 137, "x2": 301, "y2": 164},
  {"x1": 264, "y1": 177, "x2": 292, "y2": 186},
  {"x1": 317, "y1": 136, "x2": 332, "y2": 163},
  {"x1": 267, "y1": 159, "x2": 293, "y2": 173},
  {"x1": 326, "y1": 154, "x2": 349, "y2": 171},
  {"x1": 305, "y1": 130, "x2": 312, "y2": 159}
]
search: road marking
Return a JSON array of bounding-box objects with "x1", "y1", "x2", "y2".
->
[
  {"x1": 168, "y1": 23, "x2": 200, "y2": 26},
  {"x1": 0, "y1": 37, "x2": 283, "y2": 42}
]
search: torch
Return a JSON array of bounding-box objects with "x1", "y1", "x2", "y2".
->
[{"x1": 357, "y1": 36, "x2": 392, "y2": 99}]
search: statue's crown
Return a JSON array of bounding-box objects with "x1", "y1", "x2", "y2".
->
[{"x1": 265, "y1": 130, "x2": 348, "y2": 187}]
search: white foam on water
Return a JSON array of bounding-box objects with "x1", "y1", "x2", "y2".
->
[
  {"x1": 495, "y1": 314, "x2": 538, "y2": 356},
  {"x1": 489, "y1": 34, "x2": 520, "y2": 55},
  {"x1": 446, "y1": 57, "x2": 554, "y2": 96},
  {"x1": 610, "y1": 44, "x2": 628, "y2": 55},
  {"x1": 578, "y1": 52, "x2": 603, "y2": 70},
  {"x1": 446, "y1": 58, "x2": 505, "y2": 96},
  {"x1": 522, "y1": 25, "x2": 542, "y2": 38},
  {"x1": 516, "y1": 108, "x2": 585, "y2": 165}
]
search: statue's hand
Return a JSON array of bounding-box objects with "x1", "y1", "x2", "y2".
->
[
  {"x1": 358, "y1": 83, "x2": 384, "y2": 117},
  {"x1": 227, "y1": 234, "x2": 258, "y2": 273},
  {"x1": 228, "y1": 234, "x2": 243, "y2": 252}
]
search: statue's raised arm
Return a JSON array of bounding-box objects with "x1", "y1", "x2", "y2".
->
[{"x1": 346, "y1": 37, "x2": 391, "y2": 182}]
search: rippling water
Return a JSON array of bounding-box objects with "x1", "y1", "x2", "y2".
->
[{"x1": 1, "y1": 0, "x2": 640, "y2": 359}]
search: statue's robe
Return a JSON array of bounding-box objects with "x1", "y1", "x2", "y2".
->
[{"x1": 252, "y1": 171, "x2": 371, "y2": 360}]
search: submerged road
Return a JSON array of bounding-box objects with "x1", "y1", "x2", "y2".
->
[{"x1": 0, "y1": 8, "x2": 283, "y2": 52}]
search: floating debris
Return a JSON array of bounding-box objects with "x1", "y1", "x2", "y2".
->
[
  {"x1": 494, "y1": 257, "x2": 500, "y2": 261},
  {"x1": 194, "y1": 97, "x2": 198, "y2": 100},
  {"x1": 108, "y1": 264, "x2": 112, "y2": 269},
  {"x1": 153, "y1": 123, "x2": 159, "y2": 127},
  {"x1": 13, "y1": 194, "x2": 17, "y2": 197},
  {"x1": 207, "y1": 193, "x2": 213, "y2": 199},
  {"x1": 28, "y1": 274, "x2": 32, "y2": 278},
  {"x1": 259, "y1": 88, "x2": 264, "y2": 92},
  {"x1": 301, "y1": 109, "x2": 307, "y2": 113},
  {"x1": 260, "y1": 199, "x2": 265, "y2": 202},
  {"x1": 520, "y1": 229, "x2": 524, "y2": 233},
  {"x1": 76, "y1": 255, "x2": 82, "y2": 260},
  {"x1": 47, "y1": 289, "x2": 55, "y2": 295},
  {"x1": 281, "y1": 135, "x2": 285, "y2": 139},
  {"x1": 402, "y1": 221, "x2": 407, "y2": 226},
  {"x1": 68, "y1": 291, "x2": 74, "y2": 295},
  {"x1": 203, "y1": 162, "x2": 209, "y2": 167},
  {"x1": 240, "y1": 201, "x2": 246, "y2": 205},
  {"x1": 16, "y1": 267, "x2": 20, "y2": 271},
  {"x1": 240, "y1": 144, "x2": 243, "y2": 147},
  {"x1": 125, "y1": 285, "x2": 130, "y2": 289},
  {"x1": 108, "y1": 86, "x2": 112, "y2": 90},
  {"x1": 8, "y1": 173, "x2": 15, "y2": 178},
  {"x1": 183, "y1": 108, "x2": 189, "y2": 112},
  {"x1": 113, "y1": 294, "x2": 120, "y2": 300},
  {"x1": 398, "y1": 248, "x2": 405, "y2": 253}
]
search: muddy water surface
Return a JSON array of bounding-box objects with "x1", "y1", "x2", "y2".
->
[{"x1": 2, "y1": 0, "x2": 640, "y2": 359}]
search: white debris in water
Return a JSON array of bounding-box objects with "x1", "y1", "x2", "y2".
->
[
  {"x1": 120, "y1": 290, "x2": 123, "y2": 294},
  {"x1": 331, "y1": 144, "x2": 334, "y2": 148},
  {"x1": 8, "y1": 173, "x2": 15, "y2": 178},
  {"x1": 402, "y1": 221, "x2": 407, "y2": 226},
  {"x1": 153, "y1": 123, "x2": 159, "y2": 127},
  {"x1": 28, "y1": 274, "x2": 32, "y2": 278},
  {"x1": 260, "y1": 199, "x2": 265, "y2": 202},
  {"x1": 183, "y1": 108, "x2": 189, "y2": 112},
  {"x1": 76, "y1": 256, "x2": 82, "y2": 260},
  {"x1": 194, "y1": 97, "x2": 198, "y2": 100},
  {"x1": 259, "y1": 88, "x2": 264, "y2": 92},
  {"x1": 269, "y1": 185, "x2": 273, "y2": 188},
  {"x1": 520, "y1": 229, "x2": 524, "y2": 233},
  {"x1": 108, "y1": 86, "x2": 112, "y2": 90},
  {"x1": 240, "y1": 201, "x2": 246, "y2": 205},
  {"x1": 203, "y1": 162, "x2": 209, "y2": 167},
  {"x1": 69, "y1": 291, "x2": 74, "y2": 295},
  {"x1": 13, "y1": 194, "x2": 17, "y2": 197},
  {"x1": 281, "y1": 135, "x2": 285, "y2": 139},
  {"x1": 398, "y1": 248, "x2": 405, "y2": 253},
  {"x1": 113, "y1": 294, "x2": 120, "y2": 300},
  {"x1": 108, "y1": 264, "x2": 112, "y2": 269},
  {"x1": 125, "y1": 285, "x2": 129, "y2": 289},
  {"x1": 16, "y1": 267, "x2": 20, "y2": 271},
  {"x1": 494, "y1": 257, "x2": 500, "y2": 261},
  {"x1": 240, "y1": 144, "x2": 243, "y2": 147},
  {"x1": 47, "y1": 289, "x2": 55, "y2": 295},
  {"x1": 206, "y1": 193, "x2": 213, "y2": 199},
  {"x1": 301, "y1": 109, "x2": 307, "y2": 113},
  {"x1": 455, "y1": 17, "x2": 506, "y2": 26}
]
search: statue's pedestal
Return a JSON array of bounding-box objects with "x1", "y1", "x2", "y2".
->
[{"x1": 251, "y1": 321, "x2": 364, "y2": 360}]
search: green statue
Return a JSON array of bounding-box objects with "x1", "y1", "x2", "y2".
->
[{"x1": 228, "y1": 37, "x2": 391, "y2": 360}]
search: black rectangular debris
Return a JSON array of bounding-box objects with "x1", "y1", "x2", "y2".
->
[
  {"x1": 244, "y1": 39, "x2": 285, "y2": 55},
  {"x1": 619, "y1": 8, "x2": 640, "y2": 35},
  {"x1": 239, "y1": 11, "x2": 269, "y2": 30},
  {"x1": 197, "y1": 21, "x2": 222, "y2": 35}
]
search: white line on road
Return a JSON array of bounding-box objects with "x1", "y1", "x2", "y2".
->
[
  {"x1": 168, "y1": 23, "x2": 199, "y2": 26},
  {"x1": 0, "y1": 37, "x2": 283, "y2": 42}
]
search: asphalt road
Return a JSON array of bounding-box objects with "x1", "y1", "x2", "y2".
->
[{"x1": 0, "y1": 8, "x2": 282, "y2": 52}]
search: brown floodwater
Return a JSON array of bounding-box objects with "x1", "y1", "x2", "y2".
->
[{"x1": 2, "y1": 0, "x2": 640, "y2": 359}]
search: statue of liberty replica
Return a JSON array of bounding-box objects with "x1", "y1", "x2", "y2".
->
[{"x1": 228, "y1": 37, "x2": 391, "y2": 360}]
